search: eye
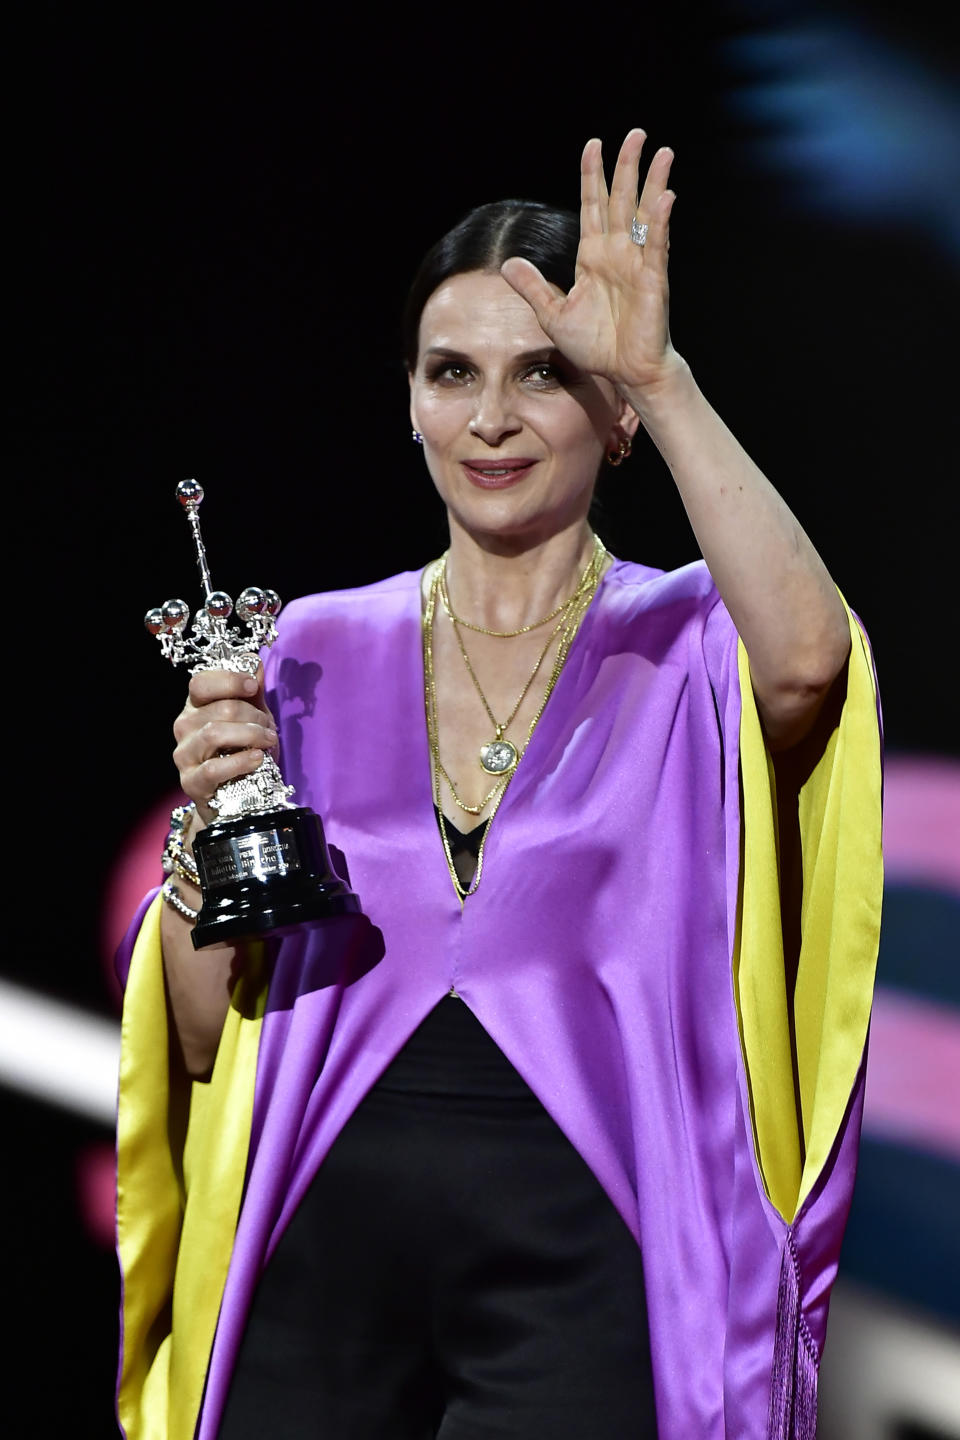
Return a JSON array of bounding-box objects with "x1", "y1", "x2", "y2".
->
[
  {"x1": 521, "y1": 363, "x2": 564, "y2": 390},
  {"x1": 426, "y1": 360, "x2": 473, "y2": 385}
]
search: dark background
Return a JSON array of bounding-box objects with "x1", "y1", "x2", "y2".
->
[{"x1": 9, "y1": 1, "x2": 959, "y2": 1433}]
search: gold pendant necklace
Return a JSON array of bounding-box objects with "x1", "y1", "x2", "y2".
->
[
  {"x1": 443, "y1": 537, "x2": 606, "y2": 775},
  {"x1": 479, "y1": 732, "x2": 519, "y2": 775},
  {"x1": 453, "y1": 611, "x2": 567, "y2": 776},
  {"x1": 423, "y1": 537, "x2": 608, "y2": 899}
]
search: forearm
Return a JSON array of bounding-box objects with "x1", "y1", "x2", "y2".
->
[
  {"x1": 160, "y1": 817, "x2": 239, "y2": 1079},
  {"x1": 624, "y1": 358, "x2": 850, "y2": 744},
  {"x1": 158, "y1": 668, "x2": 278, "y2": 1074}
]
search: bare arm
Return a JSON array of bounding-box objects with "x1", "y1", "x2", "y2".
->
[
  {"x1": 501, "y1": 130, "x2": 850, "y2": 748},
  {"x1": 621, "y1": 360, "x2": 849, "y2": 748},
  {"x1": 162, "y1": 668, "x2": 279, "y2": 1077},
  {"x1": 159, "y1": 815, "x2": 240, "y2": 1078}
]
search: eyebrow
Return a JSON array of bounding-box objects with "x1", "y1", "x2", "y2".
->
[{"x1": 423, "y1": 345, "x2": 566, "y2": 366}]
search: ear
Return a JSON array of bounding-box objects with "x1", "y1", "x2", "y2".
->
[
  {"x1": 602, "y1": 396, "x2": 641, "y2": 467},
  {"x1": 613, "y1": 394, "x2": 641, "y2": 443},
  {"x1": 408, "y1": 369, "x2": 419, "y2": 433}
]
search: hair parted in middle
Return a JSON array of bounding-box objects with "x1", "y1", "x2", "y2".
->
[{"x1": 402, "y1": 200, "x2": 579, "y2": 371}]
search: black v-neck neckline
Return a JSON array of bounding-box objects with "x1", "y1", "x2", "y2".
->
[{"x1": 435, "y1": 806, "x2": 488, "y2": 860}]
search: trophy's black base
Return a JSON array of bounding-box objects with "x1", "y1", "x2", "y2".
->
[{"x1": 191, "y1": 806, "x2": 360, "y2": 950}]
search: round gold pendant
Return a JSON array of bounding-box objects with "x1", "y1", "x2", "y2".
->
[{"x1": 479, "y1": 737, "x2": 518, "y2": 775}]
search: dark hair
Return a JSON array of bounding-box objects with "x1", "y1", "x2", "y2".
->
[{"x1": 402, "y1": 199, "x2": 579, "y2": 370}]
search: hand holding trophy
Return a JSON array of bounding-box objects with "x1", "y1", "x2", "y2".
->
[{"x1": 145, "y1": 479, "x2": 359, "y2": 949}]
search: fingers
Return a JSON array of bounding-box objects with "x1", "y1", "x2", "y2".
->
[
  {"x1": 174, "y1": 711, "x2": 278, "y2": 759},
  {"x1": 177, "y1": 744, "x2": 273, "y2": 819},
  {"x1": 636, "y1": 146, "x2": 675, "y2": 226},
  {"x1": 607, "y1": 129, "x2": 647, "y2": 232},
  {"x1": 580, "y1": 137, "x2": 609, "y2": 237},
  {"x1": 174, "y1": 675, "x2": 275, "y2": 745},
  {"x1": 187, "y1": 667, "x2": 261, "y2": 706},
  {"x1": 174, "y1": 720, "x2": 278, "y2": 817},
  {"x1": 628, "y1": 144, "x2": 675, "y2": 278},
  {"x1": 627, "y1": 187, "x2": 676, "y2": 291},
  {"x1": 172, "y1": 667, "x2": 279, "y2": 815},
  {"x1": 582, "y1": 131, "x2": 673, "y2": 244},
  {"x1": 644, "y1": 188, "x2": 676, "y2": 279},
  {"x1": 500, "y1": 256, "x2": 566, "y2": 322}
]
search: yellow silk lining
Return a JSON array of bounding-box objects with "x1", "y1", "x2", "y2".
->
[
  {"x1": 735, "y1": 610, "x2": 882, "y2": 1221},
  {"x1": 116, "y1": 895, "x2": 268, "y2": 1440}
]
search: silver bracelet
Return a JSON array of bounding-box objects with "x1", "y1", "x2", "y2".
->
[
  {"x1": 161, "y1": 875, "x2": 200, "y2": 922},
  {"x1": 160, "y1": 802, "x2": 201, "y2": 922},
  {"x1": 162, "y1": 802, "x2": 201, "y2": 884}
]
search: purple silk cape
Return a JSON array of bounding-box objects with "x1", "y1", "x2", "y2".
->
[{"x1": 117, "y1": 558, "x2": 868, "y2": 1438}]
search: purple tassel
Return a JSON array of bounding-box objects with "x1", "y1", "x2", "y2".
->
[
  {"x1": 767, "y1": 1234, "x2": 819, "y2": 1439},
  {"x1": 794, "y1": 1318, "x2": 819, "y2": 1440}
]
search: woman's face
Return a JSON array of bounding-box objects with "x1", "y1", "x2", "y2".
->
[{"x1": 409, "y1": 270, "x2": 635, "y2": 546}]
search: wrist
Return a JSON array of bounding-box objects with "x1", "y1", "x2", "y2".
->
[
  {"x1": 184, "y1": 803, "x2": 207, "y2": 845},
  {"x1": 619, "y1": 349, "x2": 693, "y2": 424},
  {"x1": 161, "y1": 803, "x2": 203, "y2": 921}
]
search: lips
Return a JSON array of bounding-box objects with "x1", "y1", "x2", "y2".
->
[{"x1": 460, "y1": 459, "x2": 538, "y2": 489}]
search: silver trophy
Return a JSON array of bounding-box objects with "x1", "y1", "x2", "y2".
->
[{"x1": 146, "y1": 478, "x2": 359, "y2": 948}]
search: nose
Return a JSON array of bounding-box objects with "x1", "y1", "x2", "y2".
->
[{"x1": 469, "y1": 383, "x2": 521, "y2": 447}]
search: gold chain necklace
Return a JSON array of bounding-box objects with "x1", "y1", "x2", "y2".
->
[
  {"x1": 438, "y1": 572, "x2": 576, "y2": 637},
  {"x1": 424, "y1": 573, "x2": 510, "y2": 820},
  {"x1": 453, "y1": 610, "x2": 568, "y2": 776},
  {"x1": 443, "y1": 537, "x2": 607, "y2": 777},
  {"x1": 423, "y1": 537, "x2": 607, "y2": 900}
]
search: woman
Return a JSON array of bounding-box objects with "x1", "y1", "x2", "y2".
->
[{"x1": 115, "y1": 131, "x2": 882, "y2": 1439}]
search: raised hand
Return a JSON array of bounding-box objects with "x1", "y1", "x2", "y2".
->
[{"x1": 500, "y1": 130, "x2": 679, "y2": 399}]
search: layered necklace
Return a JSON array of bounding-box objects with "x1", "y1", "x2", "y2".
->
[{"x1": 423, "y1": 535, "x2": 608, "y2": 898}]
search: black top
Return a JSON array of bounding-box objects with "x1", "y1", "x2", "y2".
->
[{"x1": 437, "y1": 807, "x2": 487, "y2": 893}]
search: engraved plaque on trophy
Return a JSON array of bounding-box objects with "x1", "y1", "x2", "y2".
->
[{"x1": 145, "y1": 479, "x2": 359, "y2": 949}]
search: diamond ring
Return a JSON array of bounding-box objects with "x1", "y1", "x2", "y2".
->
[{"x1": 631, "y1": 219, "x2": 648, "y2": 248}]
